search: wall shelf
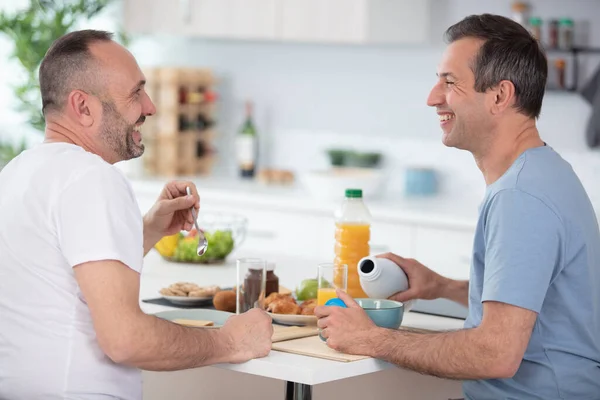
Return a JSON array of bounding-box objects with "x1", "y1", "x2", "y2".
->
[
  {"x1": 544, "y1": 47, "x2": 600, "y2": 93},
  {"x1": 545, "y1": 47, "x2": 600, "y2": 54},
  {"x1": 141, "y1": 67, "x2": 218, "y2": 177}
]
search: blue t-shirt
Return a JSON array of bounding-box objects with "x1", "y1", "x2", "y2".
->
[{"x1": 463, "y1": 145, "x2": 600, "y2": 400}]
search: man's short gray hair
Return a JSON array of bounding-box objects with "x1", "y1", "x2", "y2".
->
[
  {"x1": 445, "y1": 14, "x2": 548, "y2": 119},
  {"x1": 39, "y1": 29, "x2": 114, "y2": 115}
]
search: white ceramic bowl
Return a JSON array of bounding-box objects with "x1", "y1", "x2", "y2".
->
[{"x1": 300, "y1": 167, "x2": 386, "y2": 201}]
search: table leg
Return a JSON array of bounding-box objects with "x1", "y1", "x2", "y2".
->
[{"x1": 285, "y1": 381, "x2": 312, "y2": 400}]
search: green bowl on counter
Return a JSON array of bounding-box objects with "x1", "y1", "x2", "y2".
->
[
  {"x1": 356, "y1": 298, "x2": 404, "y2": 329},
  {"x1": 326, "y1": 149, "x2": 383, "y2": 169}
]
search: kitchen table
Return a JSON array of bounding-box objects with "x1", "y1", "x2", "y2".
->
[{"x1": 140, "y1": 250, "x2": 466, "y2": 400}]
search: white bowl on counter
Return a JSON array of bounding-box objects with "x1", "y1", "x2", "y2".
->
[{"x1": 300, "y1": 167, "x2": 386, "y2": 201}]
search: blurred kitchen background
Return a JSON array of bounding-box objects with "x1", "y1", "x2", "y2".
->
[
  {"x1": 2, "y1": 0, "x2": 600, "y2": 198},
  {"x1": 1, "y1": 0, "x2": 600, "y2": 276}
]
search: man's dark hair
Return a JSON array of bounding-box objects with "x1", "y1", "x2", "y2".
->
[
  {"x1": 445, "y1": 14, "x2": 547, "y2": 119},
  {"x1": 39, "y1": 29, "x2": 114, "y2": 115}
]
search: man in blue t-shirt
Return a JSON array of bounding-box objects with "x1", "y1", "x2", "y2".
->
[{"x1": 314, "y1": 14, "x2": 600, "y2": 399}]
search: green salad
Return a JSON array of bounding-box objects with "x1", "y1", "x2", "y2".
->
[{"x1": 171, "y1": 230, "x2": 235, "y2": 262}]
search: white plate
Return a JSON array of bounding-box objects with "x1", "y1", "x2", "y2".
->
[
  {"x1": 161, "y1": 295, "x2": 213, "y2": 306},
  {"x1": 268, "y1": 312, "x2": 318, "y2": 326}
]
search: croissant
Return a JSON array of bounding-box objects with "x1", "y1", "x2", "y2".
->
[
  {"x1": 267, "y1": 299, "x2": 301, "y2": 315},
  {"x1": 264, "y1": 292, "x2": 295, "y2": 309}
]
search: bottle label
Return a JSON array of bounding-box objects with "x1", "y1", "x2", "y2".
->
[{"x1": 236, "y1": 136, "x2": 255, "y2": 169}]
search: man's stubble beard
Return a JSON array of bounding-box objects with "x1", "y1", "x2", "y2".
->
[
  {"x1": 446, "y1": 113, "x2": 494, "y2": 156},
  {"x1": 100, "y1": 100, "x2": 144, "y2": 162}
]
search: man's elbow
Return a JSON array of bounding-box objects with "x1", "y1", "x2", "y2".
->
[
  {"x1": 97, "y1": 332, "x2": 138, "y2": 365},
  {"x1": 489, "y1": 355, "x2": 521, "y2": 379}
]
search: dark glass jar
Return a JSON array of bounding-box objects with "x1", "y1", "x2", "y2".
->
[
  {"x1": 242, "y1": 263, "x2": 279, "y2": 311},
  {"x1": 549, "y1": 20, "x2": 559, "y2": 48},
  {"x1": 554, "y1": 58, "x2": 567, "y2": 89},
  {"x1": 529, "y1": 17, "x2": 542, "y2": 42},
  {"x1": 243, "y1": 267, "x2": 263, "y2": 311},
  {"x1": 558, "y1": 18, "x2": 574, "y2": 50},
  {"x1": 265, "y1": 262, "x2": 279, "y2": 297}
]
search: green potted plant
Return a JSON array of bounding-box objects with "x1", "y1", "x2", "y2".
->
[
  {"x1": 0, "y1": 0, "x2": 122, "y2": 131},
  {"x1": 0, "y1": 0, "x2": 129, "y2": 165}
]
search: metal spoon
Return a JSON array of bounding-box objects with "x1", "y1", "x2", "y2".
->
[{"x1": 186, "y1": 186, "x2": 208, "y2": 256}]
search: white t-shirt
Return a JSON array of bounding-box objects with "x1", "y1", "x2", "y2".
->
[{"x1": 0, "y1": 142, "x2": 144, "y2": 400}]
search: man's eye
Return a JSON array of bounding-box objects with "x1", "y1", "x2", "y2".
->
[{"x1": 445, "y1": 81, "x2": 455, "y2": 86}]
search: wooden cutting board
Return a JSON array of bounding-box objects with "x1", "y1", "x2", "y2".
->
[
  {"x1": 272, "y1": 325, "x2": 319, "y2": 343},
  {"x1": 172, "y1": 319, "x2": 318, "y2": 342},
  {"x1": 271, "y1": 326, "x2": 440, "y2": 362},
  {"x1": 272, "y1": 335, "x2": 371, "y2": 362}
]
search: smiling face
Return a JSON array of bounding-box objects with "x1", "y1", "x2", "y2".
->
[
  {"x1": 99, "y1": 96, "x2": 146, "y2": 161},
  {"x1": 426, "y1": 38, "x2": 497, "y2": 153},
  {"x1": 89, "y1": 41, "x2": 156, "y2": 162}
]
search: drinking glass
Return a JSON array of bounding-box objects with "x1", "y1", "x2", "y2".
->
[
  {"x1": 317, "y1": 263, "x2": 348, "y2": 306},
  {"x1": 236, "y1": 258, "x2": 266, "y2": 314}
]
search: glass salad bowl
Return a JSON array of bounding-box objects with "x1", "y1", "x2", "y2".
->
[{"x1": 154, "y1": 211, "x2": 248, "y2": 264}]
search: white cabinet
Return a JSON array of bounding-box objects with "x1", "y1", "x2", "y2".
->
[
  {"x1": 412, "y1": 225, "x2": 474, "y2": 281},
  {"x1": 124, "y1": 0, "x2": 279, "y2": 39},
  {"x1": 124, "y1": 0, "x2": 181, "y2": 35},
  {"x1": 366, "y1": 0, "x2": 430, "y2": 44},
  {"x1": 370, "y1": 220, "x2": 414, "y2": 256},
  {"x1": 238, "y1": 208, "x2": 325, "y2": 259},
  {"x1": 182, "y1": 0, "x2": 279, "y2": 39},
  {"x1": 198, "y1": 198, "x2": 329, "y2": 259},
  {"x1": 123, "y1": 0, "x2": 430, "y2": 44},
  {"x1": 280, "y1": 0, "x2": 366, "y2": 43},
  {"x1": 182, "y1": 0, "x2": 232, "y2": 38},
  {"x1": 230, "y1": 0, "x2": 279, "y2": 40},
  {"x1": 280, "y1": 0, "x2": 430, "y2": 44},
  {"x1": 123, "y1": 0, "x2": 151, "y2": 34}
]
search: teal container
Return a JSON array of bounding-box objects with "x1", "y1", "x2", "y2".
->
[
  {"x1": 404, "y1": 167, "x2": 438, "y2": 196},
  {"x1": 356, "y1": 298, "x2": 404, "y2": 329}
]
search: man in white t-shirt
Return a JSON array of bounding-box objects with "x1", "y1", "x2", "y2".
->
[{"x1": 0, "y1": 30, "x2": 273, "y2": 400}]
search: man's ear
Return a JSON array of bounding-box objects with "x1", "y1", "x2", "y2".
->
[
  {"x1": 490, "y1": 80, "x2": 516, "y2": 115},
  {"x1": 67, "y1": 90, "x2": 96, "y2": 127}
]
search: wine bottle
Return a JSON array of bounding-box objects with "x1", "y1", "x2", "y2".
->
[
  {"x1": 196, "y1": 113, "x2": 214, "y2": 131},
  {"x1": 236, "y1": 101, "x2": 258, "y2": 178}
]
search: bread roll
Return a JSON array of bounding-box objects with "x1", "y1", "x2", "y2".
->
[{"x1": 213, "y1": 290, "x2": 237, "y2": 312}]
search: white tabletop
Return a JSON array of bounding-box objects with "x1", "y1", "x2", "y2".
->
[{"x1": 140, "y1": 251, "x2": 465, "y2": 385}]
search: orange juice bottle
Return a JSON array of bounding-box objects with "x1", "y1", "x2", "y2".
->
[{"x1": 334, "y1": 188, "x2": 371, "y2": 298}]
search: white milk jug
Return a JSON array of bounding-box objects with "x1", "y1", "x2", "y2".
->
[{"x1": 358, "y1": 256, "x2": 415, "y2": 311}]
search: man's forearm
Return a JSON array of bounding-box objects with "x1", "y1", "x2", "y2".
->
[
  {"x1": 439, "y1": 278, "x2": 469, "y2": 307},
  {"x1": 368, "y1": 327, "x2": 509, "y2": 380},
  {"x1": 113, "y1": 314, "x2": 234, "y2": 371},
  {"x1": 142, "y1": 217, "x2": 161, "y2": 256}
]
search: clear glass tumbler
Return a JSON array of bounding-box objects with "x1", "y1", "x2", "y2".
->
[
  {"x1": 236, "y1": 258, "x2": 267, "y2": 314},
  {"x1": 317, "y1": 263, "x2": 348, "y2": 306}
]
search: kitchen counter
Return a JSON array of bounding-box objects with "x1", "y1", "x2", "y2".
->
[
  {"x1": 129, "y1": 176, "x2": 483, "y2": 230},
  {"x1": 129, "y1": 175, "x2": 600, "y2": 232},
  {"x1": 139, "y1": 250, "x2": 466, "y2": 398}
]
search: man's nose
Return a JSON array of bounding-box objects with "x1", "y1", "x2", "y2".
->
[
  {"x1": 143, "y1": 92, "x2": 157, "y2": 116},
  {"x1": 426, "y1": 82, "x2": 444, "y2": 108}
]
